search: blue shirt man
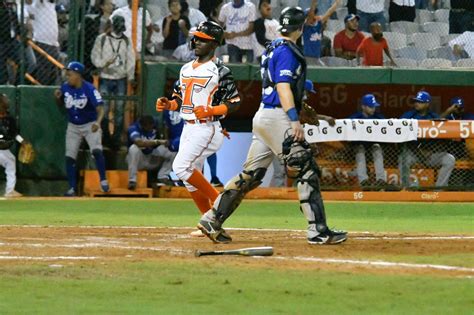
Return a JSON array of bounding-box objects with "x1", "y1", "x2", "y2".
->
[
  {"x1": 60, "y1": 80, "x2": 104, "y2": 125},
  {"x1": 441, "y1": 97, "x2": 474, "y2": 120},
  {"x1": 400, "y1": 91, "x2": 439, "y2": 120},
  {"x1": 349, "y1": 93, "x2": 385, "y2": 119},
  {"x1": 127, "y1": 118, "x2": 158, "y2": 155}
]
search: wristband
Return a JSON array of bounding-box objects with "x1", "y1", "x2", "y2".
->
[{"x1": 286, "y1": 108, "x2": 299, "y2": 122}]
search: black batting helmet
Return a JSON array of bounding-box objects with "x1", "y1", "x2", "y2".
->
[
  {"x1": 193, "y1": 21, "x2": 224, "y2": 45},
  {"x1": 278, "y1": 6, "x2": 306, "y2": 34}
]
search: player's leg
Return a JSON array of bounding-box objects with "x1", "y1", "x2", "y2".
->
[
  {"x1": 84, "y1": 122, "x2": 109, "y2": 192},
  {"x1": 0, "y1": 149, "x2": 19, "y2": 197},
  {"x1": 398, "y1": 147, "x2": 417, "y2": 187},
  {"x1": 206, "y1": 153, "x2": 222, "y2": 187},
  {"x1": 153, "y1": 145, "x2": 177, "y2": 183},
  {"x1": 354, "y1": 144, "x2": 369, "y2": 184},
  {"x1": 65, "y1": 123, "x2": 83, "y2": 196},
  {"x1": 430, "y1": 152, "x2": 455, "y2": 187},
  {"x1": 126, "y1": 144, "x2": 145, "y2": 190},
  {"x1": 371, "y1": 144, "x2": 387, "y2": 184}
]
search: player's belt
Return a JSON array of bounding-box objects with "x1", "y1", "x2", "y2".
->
[
  {"x1": 185, "y1": 119, "x2": 209, "y2": 124},
  {"x1": 263, "y1": 104, "x2": 281, "y2": 109}
]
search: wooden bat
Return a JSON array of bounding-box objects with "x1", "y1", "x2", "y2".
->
[{"x1": 195, "y1": 246, "x2": 273, "y2": 257}]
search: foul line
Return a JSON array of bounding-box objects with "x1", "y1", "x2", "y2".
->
[{"x1": 0, "y1": 256, "x2": 98, "y2": 261}]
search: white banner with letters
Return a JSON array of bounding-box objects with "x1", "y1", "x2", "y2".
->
[{"x1": 304, "y1": 119, "x2": 419, "y2": 143}]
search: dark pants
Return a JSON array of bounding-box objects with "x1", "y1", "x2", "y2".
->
[
  {"x1": 389, "y1": 2, "x2": 416, "y2": 22},
  {"x1": 33, "y1": 42, "x2": 60, "y2": 85},
  {"x1": 227, "y1": 44, "x2": 254, "y2": 63},
  {"x1": 100, "y1": 78, "x2": 127, "y2": 148},
  {"x1": 449, "y1": 10, "x2": 474, "y2": 34},
  {"x1": 347, "y1": 0, "x2": 356, "y2": 15}
]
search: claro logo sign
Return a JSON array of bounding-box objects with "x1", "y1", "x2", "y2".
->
[{"x1": 417, "y1": 121, "x2": 474, "y2": 139}]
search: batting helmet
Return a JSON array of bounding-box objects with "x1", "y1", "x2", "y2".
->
[
  {"x1": 192, "y1": 21, "x2": 224, "y2": 45},
  {"x1": 66, "y1": 61, "x2": 85, "y2": 75},
  {"x1": 279, "y1": 6, "x2": 306, "y2": 34},
  {"x1": 412, "y1": 91, "x2": 432, "y2": 103}
]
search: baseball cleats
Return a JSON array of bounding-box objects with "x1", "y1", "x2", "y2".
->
[
  {"x1": 197, "y1": 219, "x2": 232, "y2": 244},
  {"x1": 64, "y1": 188, "x2": 77, "y2": 197},
  {"x1": 100, "y1": 180, "x2": 110, "y2": 193},
  {"x1": 211, "y1": 177, "x2": 224, "y2": 187},
  {"x1": 307, "y1": 229, "x2": 347, "y2": 245},
  {"x1": 128, "y1": 181, "x2": 136, "y2": 190},
  {"x1": 155, "y1": 177, "x2": 175, "y2": 187},
  {"x1": 4, "y1": 190, "x2": 23, "y2": 198}
]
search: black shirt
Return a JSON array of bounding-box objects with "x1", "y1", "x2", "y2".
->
[
  {"x1": 0, "y1": 114, "x2": 17, "y2": 150},
  {"x1": 162, "y1": 15, "x2": 191, "y2": 50},
  {"x1": 451, "y1": 0, "x2": 474, "y2": 11}
]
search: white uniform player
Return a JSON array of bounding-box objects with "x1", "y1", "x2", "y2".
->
[{"x1": 156, "y1": 21, "x2": 240, "y2": 218}]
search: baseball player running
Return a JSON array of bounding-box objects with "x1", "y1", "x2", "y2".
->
[
  {"x1": 156, "y1": 21, "x2": 240, "y2": 218},
  {"x1": 197, "y1": 7, "x2": 347, "y2": 245},
  {"x1": 54, "y1": 61, "x2": 110, "y2": 196}
]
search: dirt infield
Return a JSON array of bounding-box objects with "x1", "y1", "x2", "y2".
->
[{"x1": 0, "y1": 226, "x2": 473, "y2": 278}]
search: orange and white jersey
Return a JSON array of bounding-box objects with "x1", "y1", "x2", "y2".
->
[{"x1": 172, "y1": 58, "x2": 240, "y2": 121}]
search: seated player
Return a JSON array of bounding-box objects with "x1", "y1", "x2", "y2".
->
[
  {"x1": 441, "y1": 97, "x2": 474, "y2": 120},
  {"x1": 54, "y1": 61, "x2": 110, "y2": 196},
  {"x1": 348, "y1": 94, "x2": 387, "y2": 188},
  {"x1": 399, "y1": 91, "x2": 455, "y2": 188},
  {"x1": 127, "y1": 115, "x2": 176, "y2": 190}
]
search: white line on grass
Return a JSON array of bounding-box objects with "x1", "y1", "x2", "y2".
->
[{"x1": 0, "y1": 256, "x2": 99, "y2": 261}]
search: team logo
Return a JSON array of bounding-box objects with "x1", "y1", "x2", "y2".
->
[
  {"x1": 64, "y1": 92, "x2": 88, "y2": 110},
  {"x1": 282, "y1": 18, "x2": 289, "y2": 25}
]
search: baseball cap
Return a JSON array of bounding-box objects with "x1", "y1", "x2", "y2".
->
[
  {"x1": 412, "y1": 91, "x2": 432, "y2": 103},
  {"x1": 344, "y1": 14, "x2": 360, "y2": 23},
  {"x1": 304, "y1": 80, "x2": 317, "y2": 94},
  {"x1": 361, "y1": 94, "x2": 380, "y2": 107},
  {"x1": 66, "y1": 61, "x2": 85, "y2": 75},
  {"x1": 451, "y1": 97, "x2": 464, "y2": 107}
]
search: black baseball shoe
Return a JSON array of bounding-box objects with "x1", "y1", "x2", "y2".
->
[
  {"x1": 128, "y1": 181, "x2": 137, "y2": 190},
  {"x1": 197, "y1": 219, "x2": 232, "y2": 244},
  {"x1": 307, "y1": 229, "x2": 347, "y2": 245},
  {"x1": 210, "y1": 177, "x2": 224, "y2": 187}
]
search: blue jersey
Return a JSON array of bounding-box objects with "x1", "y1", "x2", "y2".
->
[
  {"x1": 127, "y1": 121, "x2": 157, "y2": 155},
  {"x1": 163, "y1": 110, "x2": 184, "y2": 152},
  {"x1": 447, "y1": 112, "x2": 474, "y2": 120},
  {"x1": 60, "y1": 81, "x2": 103, "y2": 125},
  {"x1": 303, "y1": 19, "x2": 323, "y2": 58},
  {"x1": 400, "y1": 110, "x2": 439, "y2": 120},
  {"x1": 349, "y1": 112, "x2": 385, "y2": 119},
  {"x1": 261, "y1": 39, "x2": 301, "y2": 107}
]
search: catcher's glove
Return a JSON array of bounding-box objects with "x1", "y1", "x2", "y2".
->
[{"x1": 18, "y1": 141, "x2": 35, "y2": 164}]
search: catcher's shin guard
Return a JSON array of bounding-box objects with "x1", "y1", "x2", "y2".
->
[{"x1": 214, "y1": 168, "x2": 267, "y2": 225}]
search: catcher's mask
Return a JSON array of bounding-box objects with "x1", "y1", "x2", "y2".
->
[{"x1": 280, "y1": 129, "x2": 314, "y2": 179}]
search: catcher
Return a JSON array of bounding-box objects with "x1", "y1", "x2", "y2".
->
[{"x1": 0, "y1": 94, "x2": 35, "y2": 198}]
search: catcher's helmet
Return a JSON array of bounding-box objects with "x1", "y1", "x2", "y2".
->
[
  {"x1": 279, "y1": 6, "x2": 306, "y2": 33},
  {"x1": 193, "y1": 21, "x2": 224, "y2": 45}
]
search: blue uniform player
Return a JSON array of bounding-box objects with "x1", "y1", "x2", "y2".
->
[
  {"x1": 348, "y1": 94, "x2": 387, "y2": 188},
  {"x1": 399, "y1": 91, "x2": 455, "y2": 188},
  {"x1": 303, "y1": 0, "x2": 340, "y2": 65},
  {"x1": 126, "y1": 115, "x2": 176, "y2": 190},
  {"x1": 197, "y1": 7, "x2": 347, "y2": 245},
  {"x1": 54, "y1": 61, "x2": 109, "y2": 196},
  {"x1": 440, "y1": 97, "x2": 474, "y2": 121}
]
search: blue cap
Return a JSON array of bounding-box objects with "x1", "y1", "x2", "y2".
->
[
  {"x1": 66, "y1": 61, "x2": 85, "y2": 75},
  {"x1": 344, "y1": 14, "x2": 360, "y2": 23},
  {"x1": 304, "y1": 80, "x2": 317, "y2": 94},
  {"x1": 55, "y1": 4, "x2": 67, "y2": 13},
  {"x1": 361, "y1": 94, "x2": 380, "y2": 107},
  {"x1": 451, "y1": 97, "x2": 464, "y2": 107},
  {"x1": 412, "y1": 91, "x2": 431, "y2": 103}
]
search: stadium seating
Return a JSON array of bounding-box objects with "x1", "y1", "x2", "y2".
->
[
  {"x1": 394, "y1": 46, "x2": 428, "y2": 61},
  {"x1": 335, "y1": 7, "x2": 348, "y2": 20},
  {"x1": 455, "y1": 59, "x2": 474, "y2": 68},
  {"x1": 383, "y1": 32, "x2": 408, "y2": 50},
  {"x1": 416, "y1": 9, "x2": 433, "y2": 24},
  {"x1": 392, "y1": 58, "x2": 418, "y2": 68},
  {"x1": 440, "y1": 34, "x2": 460, "y2": 46},
  {"x1": 422, "y1": 22, "x2": 449, "y2": 36},
  {"x1": 428, "y1": 46, "x2": 456, "y2": 61},
  {"x1": 419, "y1": 58, "x2": 452, "y2": 68},
  {"x1": 434, "y1": 9, "x2": 450, "y2": 22},
  {"x1": 326, "y1": 19, "x2": 345, "y2": 32},
  {"x1": 412, "y1": 33, "x2": 441, "y2": 50},
  {"x1": 389, "y1": 21, "x2": 420, "y2": 34},
  {"x1": 320, "y1": 56, "x2": 351, "y2": 67}
]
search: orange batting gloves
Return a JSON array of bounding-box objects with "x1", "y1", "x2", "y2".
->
[
  {"x1": 156, "y1": 97, "x2": 178, "y2": 112},
  {"x1": 193, "y1": 105, "x2": 228, "y2": 119}
]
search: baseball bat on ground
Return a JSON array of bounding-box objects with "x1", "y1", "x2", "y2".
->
[{"x1": 195, "y1": 246, "x2": 274, "y2": 257}]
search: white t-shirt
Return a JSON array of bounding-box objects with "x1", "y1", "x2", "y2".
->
[
  {"x1": 111, "y1": 6, "x2": 152, "y2": 53},
  {"x1": 356, "y1": 0, "x2": 385, "y2": 13},
  {"x1": 449, "y1": 31, "x2": 474, "y2": 58},
  {"x1": 113, "y1": 0, "x2": 128, "y2": 8},
  {"x1": 253, "y1": 18, "x2": 279, "y2": 57},
  {"x1": 219, "y1": 1, "x2": 257, "y2": 49},
  {"x1": 30, "y1": 0, "x2": 59, "y2": 47},
  {"x1": 188, "y1": 8, "x2": 207, "y2": 27},
  {"x1": 391, "y1": 0, "x2": 415, "y2": 6}
]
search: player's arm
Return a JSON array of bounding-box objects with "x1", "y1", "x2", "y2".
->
[
  {"x1": 321, "y1": 0, "x2": 341, "y2": 23},
  {"x1": 277, "y1": 83, "x2": 304, "y2": 141},
  {"x1": 157, "y1": 81, "x2": 182, "y2": 112},
  {"x1": 306, "y1": 0, "x2": 318, "y2": 24},
  {"x1": 54, "y1": 88, "x2": 64, "y2": 108},
  {"x1": 134, "y1": 138, "x2": 167, "y2": 148},
  {"x1": 384, "y1": 45, "x2": 397, "y2": 67}
]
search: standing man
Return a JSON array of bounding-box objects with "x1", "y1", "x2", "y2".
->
[
  {"x1": 303, "y1": 0, "x2": 340, "y2": 65},
  {"x1": 389, "y1": 0, "x2": 416, "y2": 23},
  {"x1": 219, "y1": 0, "x2": 257, "y2": 63},
  {"x1": 197, "y1": 7, "x2": 347, "y2": 245},
  {"x1": 356, "y1": 0, "x2": 386, "y2": 32},
  {"x1": 156, "y1": 21, "x2": 241, "y2": 217},
  {"x1": 356, "y1": 22, "x2": 396, "y2": 67},
  {"x1": 348, "y1": 94, "x2": 387, "y2": 188},
  {"x1": 254, "y1": 0, "x2": 279, "y2": 61},
  {"x1": 333, "y1": 14, "x2": 365, "y2": 60},
  {"x1": 54, "y1": 61, "x2": 110, "y2": 196}
]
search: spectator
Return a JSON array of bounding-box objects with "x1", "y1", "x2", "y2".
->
[
  {"x1": 299, "y1": 0, "x2": 335, "y2": 17},
  {"x1": 389, "y1": 0, "x2": 416, "y2": 23},
  {"x1": 111, "y1": 0, "x2": 153, "y2": 54},
  {"x1": 162, "y1": 0, "x2": 190, "y2": 59},
  {"x1": 333, "y1": 14, "x2": 365, "y2": 60},
  {"x1": 356, "y1": 0, "x2": 385, "y2": 32},
  {"x1": 254, "y1": 0, "x2": 279, "y2": 61},
  {"x1": 181, "y1": 0, "x2": 206, "y2": 28},
  {"x1": 172, "y1": 26, "x2": 196, "y2": 62},
  {"x1": 56, "y1": 4, "x2": 68, "y2": 54},
  {"x1": 303, "y1": 0, "x2": 340, "y2": 65},
  {"x1": 91, "y1": 15, "x2": 135, "y2": 149},
  {"x1": 441, "y1": 97, "x2": 474, "y2": 120},
  {"x1": 199, "y1": 0, "x2": 222, "y2": 20},
  {"x1": 449, "y1": 0, "x2": 474, "y2": 34},
  {"x1": 219, "y1": 0, "x2": 256, "y2": 63},
  {"x1": 449, "y1": 31, "x2": 474, "y2": 59},
  {"x1": 127, "y1": 115, "x2": 176, "y2": 189},
  {"x1": 0, "y1": 94, "x2": 24, "y2": 197},
  {"x1": 29, "y1": 0, "x2": 60, "y2": 85},
  {"x1": 399, "y1": 91, "x2": 456, "y2": 188},
  {"x1": 357, "y1": 22, "x2": 396, "y2": 67},
  {"x1": 348, "y1": 94, "x2": 387, "y2": 188}
]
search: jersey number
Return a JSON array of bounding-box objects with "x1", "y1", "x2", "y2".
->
[{"x1": 181, "y1": 76, "x2": 212, "y2": 114}]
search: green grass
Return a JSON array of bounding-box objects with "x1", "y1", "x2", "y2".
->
[
  {"x1": 0, "y1": 199, "x2": 473, "y2": 233},
  {"x1": 0, "y1": 262, "x2": 472, "y2": 315}
]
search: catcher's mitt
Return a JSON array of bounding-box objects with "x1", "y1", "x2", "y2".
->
[{"x1": 18, "y1": 141, "x2": 35, "y2": 164}]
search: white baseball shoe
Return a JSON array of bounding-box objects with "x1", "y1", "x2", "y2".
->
[{"x1": 190, "y1": 229, "x2": 205, "y2": 237}]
